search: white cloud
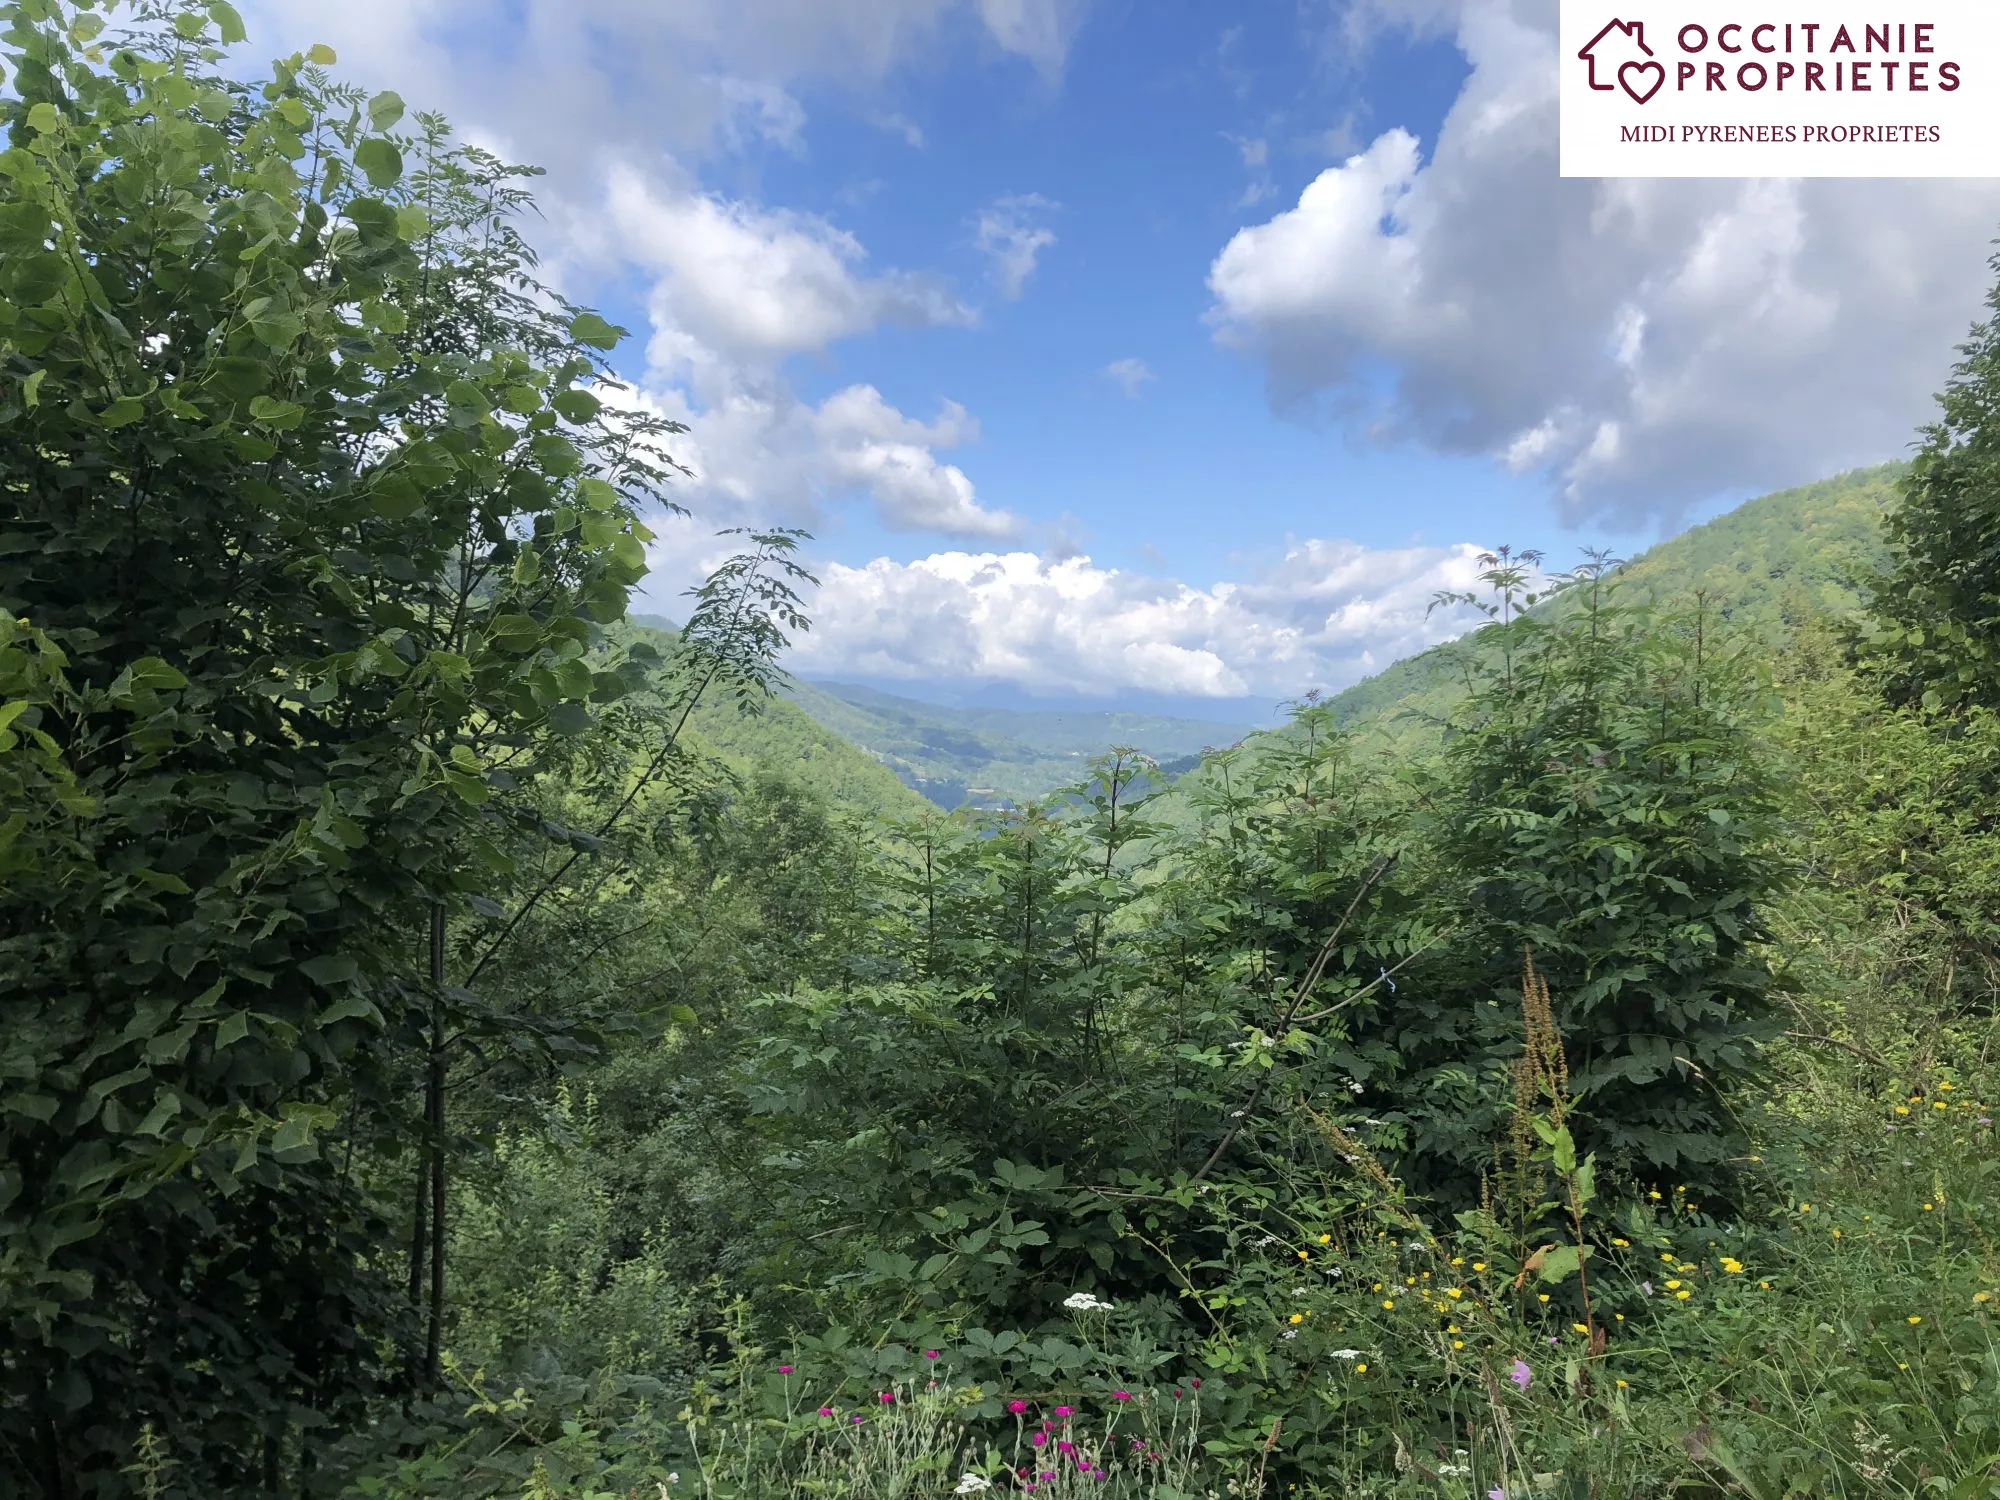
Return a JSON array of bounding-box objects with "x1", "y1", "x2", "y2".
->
[
  {"x1": 1209, "y1": 0, "x2": 2000, "y2": 527},
  {"x1": 975, "y1": 194, "x2": 1060, "y2": 299},
  {"x1": 777, "y1": 539, "x2": 1492, "y2": 698},
  {"x1": 1102, "y1": 358, "x2": 1156, "y2": 397}
]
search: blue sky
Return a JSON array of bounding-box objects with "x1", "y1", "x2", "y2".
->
[{"x1": 249, "y1": 0, "x2": 2000, "y2": 715}]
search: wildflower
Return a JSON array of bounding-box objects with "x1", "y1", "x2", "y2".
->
[
  {"x1": 956, "y1": 1477, "x2": 994, "y2": 1495},
  {"x1": 1759, "y1": 1281, "x2": 1771, "y2": 1290},
  {"x1": 1472, "y1": 1262, "x2": 1488, "y2": 1272},
  {"x1": 1934, "y1": 1102, "x2": 1949, "y2": 1111},
  {"x1": 1615, "y1": 1379, "x2": 1628, "y2": 1390},
  {"x1": 666, "y1": 1477, "x2": 680, "y2": 1488},
  {"x1": 1719, "y1": 1258, "x2": 1743, "y2": 1274},
  {"x1": 1289, "y1": 1313, "x2": 1303, "y2": 1325},
  {"x1": 1642, "y1": 1281, "x2": 1653, "y2": 1296},
  {"x1": 1331, "y1": 1349, "x2": 1360, "y2": 1359},
  {"x1": 1382, "y1": 1299, "x2": 1395, "y2": 1309},
  {"x1": 1942, "y1": 1081, "x2": 1955, "y2": 1092},
  {"x1": 1451, "y1": 1256, "x2": 1464, "y2": 1266},
  {"x1": 1055, "y1": 1405, "x2": 1074, "y2": 1416},
  {"x1": 1446, "y1": 1288, "x2": 1464, "y2": 1299},
  {"x1": 1907, "y1": 1315, "x2": 1922, "y2": 1325},
  {"x1": 1800, "y1": 1203, "x2": 1812, "y2": 1213},
  {"x1": 1537, "y1": 1293, "x2": 1550, "y2": 1304},
  {"x1": 1297, "y1": 1250, "x2": 1309, "y2": 1260},
  {"x1": 1063, "y1": 1292, "x2": 1114, "y2": 1313},
  {"x1": 1319, "y1": 1233, "x2": 1332, "y2": 1244},
  {"x1": 1058, "y1": 1441, "x2": 1075, "y2": 1454},
  {"x1": 1832, "y1": 1229, "x2": 1842, "y2": 1239},
  {"x1": 1612, "y1": 1238, "x2": 1629, "y2": 1248},
  {"x1": 1355, "y1": 1363, "x2": 1368, "y2": 1373},
  {"x1": 1674, "y1": 1290, "x2": 1692, "y2": 1301},
  {"x1": 1452, "y1": 1339, "x2": 1465, "y2": 1349},
  {"x1": 1648, "y1": 1190, "x2": 1662, "y2": 1201},
  {"x1": 1975, "y1": 1292, "x2": 1993, "y2": 1305},
  {"x1": 1895, "y1": 1106, "x2": 1911, "y2": 1116},
  {"x1": 852, "y1": 1415, "x2": 864, "y2": 1425},
  {"x1": 1112, "y1": 1390, "x2": 1132, "y2": 1402},
  {"x1": 1008, "y1": 1400, "x2": 1028, "y2": 1415},
  {"x1": 925, "y1": 1350, "x2": 940, "y2": 1361},
  {"x1": 879, "y1": 1391, "x2": 896, "y2": 1404},
  {"x1": 1571, "y1": 1323, "x2": 1588, "y2": 1334},
  {"x1": 1031, "y1": 1433, "x2": 1048, "y2": 1449},
  {"x1": 1665, "y1": 1280, "x2": 1682, "y2": 1290},
  {"x1": 1508, "y1": 1359, "x2": 1532, "y2": 1391}
]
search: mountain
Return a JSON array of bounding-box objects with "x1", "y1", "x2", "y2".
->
[
  {"x1": 782, "y1": 679, "x2": 1256, "y2": 808},
  {"x1": 621, "y1": 621, "x2": 932, "y2": 821},
  {"x1": 1317, "y1": 463, "x2": 1902, "y2": 746}
]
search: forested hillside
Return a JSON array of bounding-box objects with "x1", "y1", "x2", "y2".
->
[{"x1": 10, "y1": 10, "x2": 2000, "y2": 1500}]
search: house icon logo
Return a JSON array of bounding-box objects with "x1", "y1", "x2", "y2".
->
[{"x1": 1578, "y1": 18, "x2": 1665, "y2": 105}]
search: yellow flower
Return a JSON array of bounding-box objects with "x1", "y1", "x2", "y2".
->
[
  {"x1": 1318, "y1": 1233, "x2": 1331, "y2": 1245},
  {"x1": 1614, "y1": 1313, "x2": 1625, "y2": 1322},
  {"x1": 1571, "y1": 1322, "x2": 1589, "y2": 1334},
  {"x1": 1355, "y1": 1363, "x2": 1368, "y2": 1374},
  {"x1": 1941, "y1": 1081, "x2": 1954, "y2": 1091},
  {"x1": 1674, "y1": 1290, "x2": 1692, "y2": 1301},
  {"x1": 1537, "y1": 1294, "x2": 1550, "y2": 1304},
  {"x1": 1446, "y1": 1325, "x2": 1460, "y2": 1333},
  {"x1": 1612, "y1": 1238, "x2": 1629, "y2": 1248},
  {"x1": 1372, "y1": 1282, "x2": 1384, "y2": 1292},
  {"x1": 1472, "y1": 1262, "x2": 1487, "y2": 1273},
  {"x1": 1661, "y1": 1254, "x2": 1677, "y2": 1265},
  {"x1": 1907, "y1": 1315, "x2": 1922, "y2": 1325},
  {"x1": 1933, "y1": 1102, "x2": 1948, "y2": 1112},
  {"x1": 1973, "y1": 1291, "x2": 1992, "y2": 1305},
  {"x1": 1799, "y1": 1203, "x2": 1812, "y2": 1213},
  {"x1": 1759, "y1": 1281, "x2": 1771, "y2": 1290},
  {"x1": 1289, "y1": 1313, "x2": 1303, "y2": 1325},
  {"x1": 1894, "y1": 1106, "x2": 1910, "y2": 1116},
  {"x1": 1450, "y1": 1257, "x2": 1464, "y2": 1267},
  {"x1": 1678, "y1": 1264, "x2": 1697, "y2": 1274},
  {"x1": 1665, "y1": 1280, "x2": 1682, "y2": 1290},
  {"x1": 1923, "y1": 1203, "x2": 1935, "y2": 1213},
  {"x1": 1405, "y1": 1277, "x2": 1416, "y2": 1286},
  {"x1": 1648, "y1": 1190, "x2": 1662, "y2": 1201},
  {"x1": 1451, "y1": 1339, "x2": 1464, "y2": 1350},
  {"x1": 1446, "y1": 1288, "x2": 1464, "y2": 1300},
  {"x1": 1297, "y1": 1250, "x2": 1310, "y2": 1260},
  {"x1": 1831, "y1": 1230, "x2": 1842, "y2": 1240},
  {"x1": 1719, "y1": 1258, "x2": 1743, "y2": 1274},
  {"x1": 1382, "y1": 1299, "x2": 1395, "y2": 1310},
  {"x1": 1615, "y1": 1379, "x2": 1628, "y2": 1389}
]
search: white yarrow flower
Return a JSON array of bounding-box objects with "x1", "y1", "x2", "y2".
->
[
  {"x1": 955, "y1": 1476, "x2": 994, "y2": 1494},
  {"x1": 1063, "y1": 1291, "x2": 1114, "y2": 1312},
  {"x1": 1331, "y1": 1348, "x2": 1361, "y2": 1360}
]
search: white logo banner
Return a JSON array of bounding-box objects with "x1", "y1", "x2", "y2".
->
[{"x1": 1560, "y1": 4, "x2": 2000, "y2": 176}]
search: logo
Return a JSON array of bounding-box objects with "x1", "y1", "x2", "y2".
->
[{"x1": 1578, "y1": 18, "x2": 1664, "y2": 104}]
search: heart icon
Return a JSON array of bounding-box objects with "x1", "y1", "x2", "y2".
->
[{"x1": 1618, "y1": 59, "x2": 1664, "y2": 105}]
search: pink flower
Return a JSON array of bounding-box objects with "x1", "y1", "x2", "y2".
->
[
  {"x1": 924, "y1": 1350, "x2": 940, "y2": 1360},
  {"x1": 778, "y1": 1365, "x2": 793, "y2": 1375},
  {"x1": 818, "y1": 1406, "x2": 834, "y2": 1417},
  {"x1": 1508, "y1": 1359, "x2": 1532, "y2": 1391},
  {"x1": 1054, "y1": 1405, "x2": 1073, "y2": 1417},
  {"x1": 878, "y1": 1391, "x2": 896, "y2": 1405},
  {"x1": 1111, "y1": 1391, "x2": 1132, "y2": 1402},
  {"x1": 1031, "y1": 1433, "x2": 1048, "y2": 1449},
  {"x1": 1008, "y1": 1400, "x2": 1028, "y2": 1414},
  {"x1": 851, "y1": 1415, "x2": 864, "y2": 1424},
  {"x1": 1058, "y1": 1441, "x2": 1074, "y2": 1454}
]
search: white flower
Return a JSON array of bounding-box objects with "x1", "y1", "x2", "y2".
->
[
  {"x1": 1281, "y1": 1329, "x2": 1298, "y2": 1340},
  {"x1": 1347, "y1": 1080, "x2": 1365, "y2": 1095},
  {"x1": 1330, "y1": 1349, "x2": 1361, "y2": 1360},
  {"x1": 1438, "y1": 1463, "x2": 1471, "y2": 1477},
  {"x1": 955, "y1": 1477, "x2": 994, "y2": 1495},
  {"x1": 1063, "y1": 1292, "x2": 1114, "y2": 1313},
  {"x1": 1291, "y1": 1287, "x2": 1309, "y2": 1297}
]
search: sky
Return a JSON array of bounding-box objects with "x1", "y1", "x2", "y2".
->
[{"x1": 242, "y1": 0, "x2": 2000, "y2": 720}]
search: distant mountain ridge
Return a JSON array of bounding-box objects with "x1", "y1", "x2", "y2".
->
[{"x1": 783, "y1": 679, "x2": 1256, "y2": 808}]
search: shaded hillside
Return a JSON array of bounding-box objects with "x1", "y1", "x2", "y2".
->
[
  {"x1": 782, "y1": 679, "x2": 1254, "y2": 808},
  {"x1": 622, "y1": 621, "x2": 931, "y2": 821}
]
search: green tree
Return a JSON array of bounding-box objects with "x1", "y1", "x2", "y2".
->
[{"x1": 0, "y1": 3, "x2": 699, "y2": 1491}]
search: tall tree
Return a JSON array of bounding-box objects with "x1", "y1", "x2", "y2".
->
[{"x1": 0, "y1": 1, "x2": 705, "y2": 1491}]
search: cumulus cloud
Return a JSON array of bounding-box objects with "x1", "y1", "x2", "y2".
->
[
  {"x1": 1102, "y1": 358, "x2": 1156, "y2": 397},
  {"x1": 778, "y1": 539, "x2": 1492, "y2": 698},
  {"x1": 975, "y1": 194, "x2": 1060, "y2": 298},
  {"x1": 242, "y1": 0, "x2": 1087, "y2": 172},
  {"x1": 1209, "y1": 0, "x2": 2000, "y2": 527}
]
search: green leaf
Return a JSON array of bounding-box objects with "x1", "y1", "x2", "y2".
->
[
  {"x1": 206, "y1": 0, "x2": 247, "y2": 43},
  {"x1": 248, "y1": 395, "x2": 305, "y2": 430},
  {"x1": 25, "y1": 103, "x2": 61, "y2": 135},
  {"x1": 552, "y1": 388, "x2": 601, "y2": 423},
  {"x1": 98, "y1": 396, "x2": 145, "y2": 428},
  {"x1": 319, "y1": 993, "x2": 380, "y2": 1026},
  {"x1": 307, "y1": 42, "x2": 337, "y2": 65},
  {"x1": 353, "y1": 137, "x2": 403, "y2": 189},
  {"x1": 214, "y1": 1012, "x2": 250, "y2": 1050},
  {"x1": 568, "y1": 312, "x2": 625, "y2": 350},
  {"x1": 300, "y1": 953, "x2": 359, "y2": 988},
  {"x1": 1534, "y1": 1243, "x2": 1583, "y2": 1284},
  {"x1": 22, "y1": 368, "x2": 44, "y2": 407},
  {"x1": 366, "y1": 90, "x2": 405, "y2": 131}
]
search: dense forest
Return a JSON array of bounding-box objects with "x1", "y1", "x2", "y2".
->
[{"x1": 7, "y1": 7, "x2": 2000, "y2": 1498}]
